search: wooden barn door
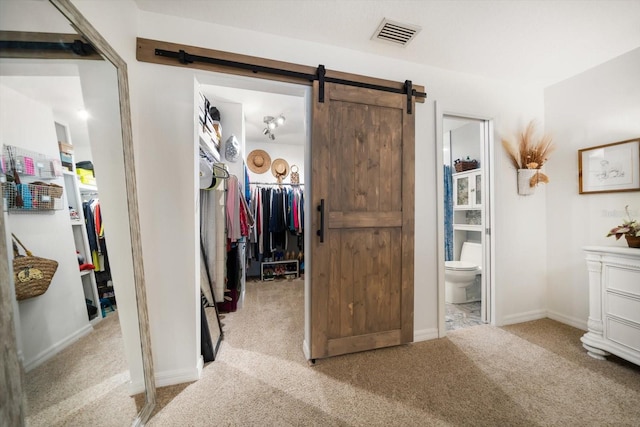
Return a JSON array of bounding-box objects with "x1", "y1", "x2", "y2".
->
[{"x1": 310, "y1": 81, "x2": 415, "y2": 359}]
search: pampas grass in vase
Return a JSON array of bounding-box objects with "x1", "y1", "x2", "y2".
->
[{"x1": 501, "y1": 120, "x2": 554, "y2": 194}]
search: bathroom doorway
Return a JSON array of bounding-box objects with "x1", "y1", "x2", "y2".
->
[{"x1": 437, "y1": 110, "x2": 494, "y2": 334}]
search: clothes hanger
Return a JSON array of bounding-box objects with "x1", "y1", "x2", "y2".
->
[{"x1": 211, "y1": 163, "x2": 230, "y2": 180}]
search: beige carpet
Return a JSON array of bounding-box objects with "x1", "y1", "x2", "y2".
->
[
  {"x1": 24, "y1": 312, "x2": 140, "y2": 426},
  {"x1": 26, "y1": 278, "x2": 640, "y2": 426},
  {"x1": 149, "y1": 278, "x2": 640, "y2": 426}
]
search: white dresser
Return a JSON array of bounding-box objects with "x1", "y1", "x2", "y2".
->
[{"x1": 581, "y1": 246, "x2": 640, "y2": 366}]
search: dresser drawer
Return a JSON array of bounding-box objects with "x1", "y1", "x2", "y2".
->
[
  {"x1": 605, "y1": 265, "x2": 640, "y2": 297},
  {"x1": 606, "y1": 292, "x2": 640, "y2": 324},
  {"x1": 606, "y1": 317, "x2": 640, "y2": 352}
]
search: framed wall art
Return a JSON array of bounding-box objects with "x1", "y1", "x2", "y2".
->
[{"x1": 578, "y1": 138, "x2": 640, "y2": 194}]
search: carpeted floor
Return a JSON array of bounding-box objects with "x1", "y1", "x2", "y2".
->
[
  {"x1": 24, "y1": 312, "x2": 141, "y2": 426},
  {"x1": 26, "y1": 277, "x2": 640, "y2": 426},
  {"x1": 149, "y1": 278, "x2": 640, "y2": 426}
]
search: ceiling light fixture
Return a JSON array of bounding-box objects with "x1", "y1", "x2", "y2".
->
[
  {"x1": 263, "y1": 114, "x2": 285, "y2": 140},
  {"x1": 77, "y1": 109, "x2": 90, "y2": 120}
]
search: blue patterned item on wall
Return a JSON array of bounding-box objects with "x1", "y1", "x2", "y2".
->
[{"x1": 444, "y1": 165, "x2": 454, "y2": 261}]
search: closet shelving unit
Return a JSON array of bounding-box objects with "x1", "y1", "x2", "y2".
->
[
  {"x1": 57, "y1": 120, "x2": 103, "y2": 323},
  {"x1": 260, "y1": 259, "x2": 299, "y2": 281},
  {"x1": 63, "y1": 168, "x2": 103, "y2": 324},
  {"x1": 198, "y1": 91, "x2": 221, "y2": 163},
  {"x1": 197, "y1": 90, "x2": 229, "y2": 312}
]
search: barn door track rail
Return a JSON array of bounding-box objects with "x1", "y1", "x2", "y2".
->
[
  {"x1": 0, "y1": 31, "x2": 101, "y2": 59},
  {"x1": 137, "y1": 38, "x2": 426, "y2": 114}
]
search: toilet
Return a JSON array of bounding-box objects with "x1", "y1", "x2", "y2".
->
[{"x1": 445, "y1": 241, "x2": 482, "y2": 304}]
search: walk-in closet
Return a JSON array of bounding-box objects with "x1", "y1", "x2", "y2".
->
[{"x1": 195, "y1": 76, "x2": 309, "y2": 362}]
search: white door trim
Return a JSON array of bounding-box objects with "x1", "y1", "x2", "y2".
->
[{"x1": 435, "y1": 103, "x2": 496, "y2": 337}]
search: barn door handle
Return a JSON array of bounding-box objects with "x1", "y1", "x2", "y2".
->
[{"x1": 317, "y1": 199, "x2": 325, "y2": 243}]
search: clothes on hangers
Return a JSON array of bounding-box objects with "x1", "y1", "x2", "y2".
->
[
  {"x1": 83, "y1": 198, "x2": 110, "y2": 272},
  {"x1": 248, "y1": 185, "x2": 304, "y2": 260},
  {"x1": 225, "y1": 174, "x2": 254, "y2": 243}
]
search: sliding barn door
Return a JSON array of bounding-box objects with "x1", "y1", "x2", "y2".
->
[{"x1": 310, "y1": 81, "x2": 415, "y2": 359}]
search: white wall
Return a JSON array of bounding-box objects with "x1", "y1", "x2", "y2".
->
[
  {"x1": 245, "y1": 141, "x2": 305, "y2": 185},
  {"x1": 544, "y1": 47, "x2": 640, "y2": 329},
  {"x1": 0, "y1": 84, "x2": 91, "y2": 370},
  {"x1": 451, "y1": 122, "x2": 482, "y2": 168},
  {"x1": 73, "y1": 0, "x2": 546, "y2": 385}
]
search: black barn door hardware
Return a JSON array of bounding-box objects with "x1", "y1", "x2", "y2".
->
[
  {"x1": 1, "y1": 31, "x2": 103, "y2": 60},
  {"x1": 317, "y1": 199, "x2": 325, "y2": 243},
  {"x1": 153, "y1": 48, "x2": 427, "y2": 113},
  {"x1": 156, "y1": 48, "x2": 317, "y2": 81},
  {"x1": 317, "y1": 64, "x2": 326, "y2": 103}
]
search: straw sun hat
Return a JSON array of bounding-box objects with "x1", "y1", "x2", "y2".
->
[
  {"x1": 247, "y1": 149, "x2": 271, "y2": 174},
  {"x1": 271, "y1": 158, "x2": 290, "y2": 180}
]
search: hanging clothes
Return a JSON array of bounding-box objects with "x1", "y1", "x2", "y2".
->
[
  {"x1": 248, "y1": 184, "x2": 304, "y2": 260},
  {"x1": 226, "y1": 174, "x2": 254, "y2": 244}
]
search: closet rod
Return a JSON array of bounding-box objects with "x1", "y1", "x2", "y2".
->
[{"x1": 250, "y1": 182, "x2": 304, "y2": 186}]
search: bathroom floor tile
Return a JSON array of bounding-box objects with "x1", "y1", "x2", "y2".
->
[{"x1": 445, "y1": 301, "x2": 482, "y2": 331}]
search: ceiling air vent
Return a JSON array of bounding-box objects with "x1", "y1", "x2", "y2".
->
[{"x1": 372, "y1": 18, "x2": 421, "y2": 47}]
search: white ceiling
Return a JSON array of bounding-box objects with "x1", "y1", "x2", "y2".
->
[
  {"x1": 134, "y1": 0, "x2": 640, "y2": 87},
  {"x1": 136, "y1": 0, "x2": 640, "y2": 148},
  {"x1": 4, "y1": 1, "x2": 639, "y2": 156},
  {"x1": 0, "y1": 61, "x2": 91, "y2": 152},
  {"x1": 201, "y1": 83, "x2": 307, "y2": 146}
]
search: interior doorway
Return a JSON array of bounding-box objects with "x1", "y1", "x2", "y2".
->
[
  {"x1": 194, "y1": 71, "x2": 311, "y2": 360},
  {"x1": 437, "y1": 110, "x2": 494, "y2": 335}
]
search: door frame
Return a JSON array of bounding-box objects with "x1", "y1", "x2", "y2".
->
[{"x1": 435, "y1": 103, "x2": 496, "y2": 336}]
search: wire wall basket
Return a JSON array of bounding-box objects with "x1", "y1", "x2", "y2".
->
[
  {"x1": 2, "y1": 181, "x2": 64, "y2": 213},
  {"x1": 1, "y1": 144, "x2": 63, "y2": 179},
  {"x1": 1, "y1": 144, "x2": 65, "y2": 213}
]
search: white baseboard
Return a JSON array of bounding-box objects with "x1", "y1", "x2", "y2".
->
[
  {"x1": 501, "y1": 309, "x2": 547, "y2": 326},
  {"x1": 547, "y1": 310, "x2": 587, "y2": 331},
  {"x1": 24, "y1": 324, "x2": 93, "y2": 372},
  {"x1": 413, "y1": 328, "x2": 439, "y2": 342},
  {"x1": 129, "y1": 358, "x2": 204, "y2": 395}
]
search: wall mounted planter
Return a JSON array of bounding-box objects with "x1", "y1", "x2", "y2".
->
[
  {"x1": 517, "y1": 169, "x2": 538, "y2": 195},
  {"x1": 517, "y1": 168, "x2": 549, "y2": 196}
]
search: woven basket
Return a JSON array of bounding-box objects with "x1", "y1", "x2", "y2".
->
[
  {"x1": 48, "y1": 184, "x2": 63, "y2": 198},
  {"x1": 12, "y1": 233, "x2": 58, "y2": 300},
  {"x1": 454, "y1": 159, "x2": 479, "y2": 172}
]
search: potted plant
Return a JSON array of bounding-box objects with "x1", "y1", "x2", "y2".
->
[
  {"x1": 501, "y1": 120, "x2": 554, "y2": 195},
  {"x1": 606, "y1": 205, "x2": 640, "y2": 248}
]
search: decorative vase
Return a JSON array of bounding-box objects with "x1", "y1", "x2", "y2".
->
[
  {"x1": 625, "y1": 235, "x2": 640, "y2": 248},
  {"x1": 517, "y1": 169, "x2": 538, "y2": 196}
]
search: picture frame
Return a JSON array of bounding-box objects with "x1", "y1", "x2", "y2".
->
[{"x1": 578, "y1": 138, "x2": 640, "y2": 194}]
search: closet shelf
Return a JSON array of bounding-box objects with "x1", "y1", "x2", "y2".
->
[
  {"x1": 199, "y1": 132, "x2": 221, "y2": 162},
  {"x1": 78, "y1": 182, "x2": 98, "y2": 193},
  {"x1": 453, "y1": 224, "x2": 482, "y2": 232}
]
